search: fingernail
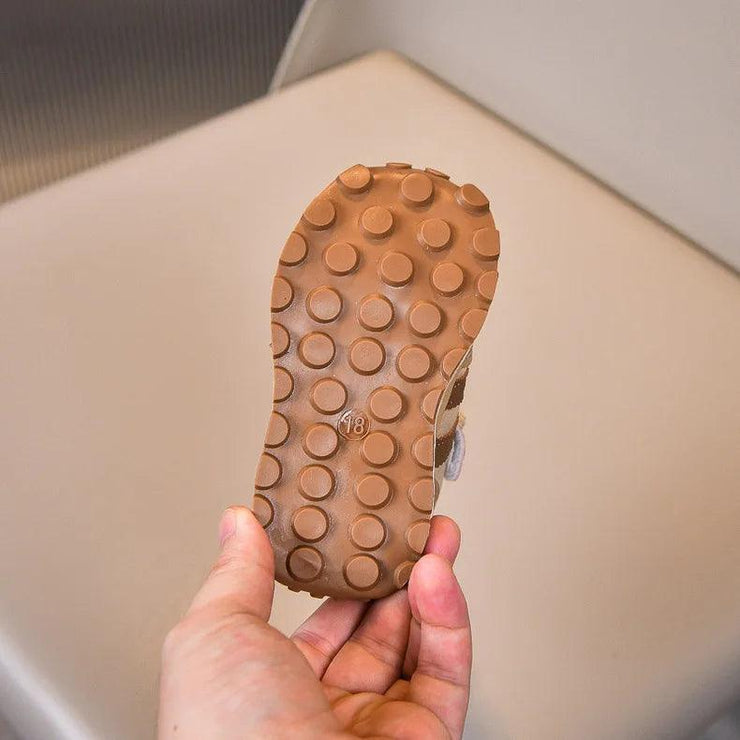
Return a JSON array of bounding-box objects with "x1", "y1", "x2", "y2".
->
[{"x1": 218, "y1": 508, "x2": 237, "y2": 546}]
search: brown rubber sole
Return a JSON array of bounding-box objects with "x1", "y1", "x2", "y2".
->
[{"x1": 252, "y1": 163, "x2": 499, "y2": 600}]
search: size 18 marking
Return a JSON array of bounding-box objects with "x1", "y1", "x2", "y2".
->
[{"x1": 336, "y1": 409, "x2": 371, "y2": 440}]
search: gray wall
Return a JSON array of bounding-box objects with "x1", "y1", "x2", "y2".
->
[{"x1": 0, "y1": 0, "x2": 304, "y2": 202}]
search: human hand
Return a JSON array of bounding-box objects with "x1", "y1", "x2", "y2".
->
[{"x1": 159, "y1": 506, "x2": 472, "y2": 739}]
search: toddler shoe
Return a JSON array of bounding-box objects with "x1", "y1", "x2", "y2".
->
[{"x1": 253, "y1": 163, "x2": 499, "y2": 599}]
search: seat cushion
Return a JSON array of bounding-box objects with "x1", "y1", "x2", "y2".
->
[{"x1": 0, "y1": 51, "x2": 738, "y2": 739}]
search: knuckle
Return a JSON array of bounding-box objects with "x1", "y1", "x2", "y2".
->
[
  {"x1": 292, "y1": 628, "x2": 335, "y2": 660},
  {"x1": 218, "y1": 550, "x2": 249, "y2": 572},
  {"x1": 415, "y1": 656, "x2": 469, "y2": 689},
  {"x1": 162, "y1": 621, "x2": 188, "y2": 660},
  {"x1": 209, "y1": 552, "x2": 247, "y2": 579},
  {"x1": 352, "y1": 631, "x2": 402, "y2": 670}
]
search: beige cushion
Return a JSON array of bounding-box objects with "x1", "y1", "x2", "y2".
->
[
  {"x1": 278, "y1": 0, "x2": 740, "y2": 270},
  {"x1": 0, "y1": 51, "x2": 738, "y2": 739}
]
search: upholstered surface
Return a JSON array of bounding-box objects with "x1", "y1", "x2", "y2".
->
[{"x1": 1, "y1": 52, "x2": 738, "y2": 739}]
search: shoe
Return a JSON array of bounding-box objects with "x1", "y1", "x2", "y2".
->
[{"x1": 253, "y1": 162, "x2": 499, "y2": 599}]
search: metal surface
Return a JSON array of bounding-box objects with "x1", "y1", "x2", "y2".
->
[{"x1": 0, "y1": 0, "x2": 304, "y2": 203}]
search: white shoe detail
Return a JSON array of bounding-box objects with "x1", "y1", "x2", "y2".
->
[{"x1": 444, "y1": 426, "x2": 466, "y2": 481}]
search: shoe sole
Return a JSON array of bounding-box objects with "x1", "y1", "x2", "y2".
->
[{"x1": 253, "y1": 163, "x2": 499, "y2": 599}]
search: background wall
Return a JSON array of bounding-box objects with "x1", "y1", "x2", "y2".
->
[
  {"x1": 276, "y1": 0, "x2": 740, "y2": 270},
  {"x1": 0, "y1": 0, "x2": 304, "y2": 202},
  {"x1": 3, "y1": 0, "x2": 737, "y2": 269}
]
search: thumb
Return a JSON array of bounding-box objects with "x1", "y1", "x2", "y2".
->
[{"x1": 186, "y1": 506, "x2": 275, "y2": 621}]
